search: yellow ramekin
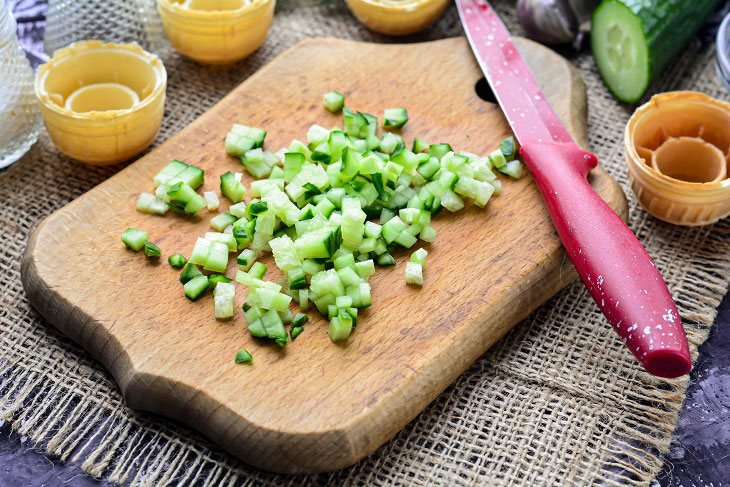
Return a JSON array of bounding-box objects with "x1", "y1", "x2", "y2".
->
[
  {"x1": 35, "y1": 41, "x2": 167, "y2": 166},
  {"x1": 345, "y1": 0, "x2": 450, "y2": 36},
  {"x1": 157, "y1": 0, "x2": 275, "y2": 64},
  {"x1": 625, "y1": 91, "x2": 730, "y2": 226}
]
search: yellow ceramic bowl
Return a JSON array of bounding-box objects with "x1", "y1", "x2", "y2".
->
[
  {"x1": 35, "y1": 41, "x2": 167, "y2": 166},
  {"x1": 345, "y1": 0, "x2": 449, "y2": 36},
  {"x1": 157, "y1": 0, "x2": 275, "y2": 64},
  {"x1": 625, "y1": 91, "x2": 730, "y2": 226}
]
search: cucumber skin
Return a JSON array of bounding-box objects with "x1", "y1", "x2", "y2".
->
[{"x1": 593, "y1": 0, "x2": 722, "y2": 102}]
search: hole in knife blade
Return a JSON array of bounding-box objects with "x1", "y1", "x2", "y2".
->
[{"x1": 474, "y1": 77, "x2": 497, "y2": 103}]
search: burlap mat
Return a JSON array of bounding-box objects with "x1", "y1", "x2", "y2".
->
[{"x1": 2, "y1": 1, "x2": 730, "y2": 485}]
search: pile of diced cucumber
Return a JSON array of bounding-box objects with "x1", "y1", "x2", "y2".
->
[{"x1": 123, "y1": 92, "x2": 523, "y2": 362}]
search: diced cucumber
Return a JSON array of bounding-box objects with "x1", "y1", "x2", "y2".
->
[
  {"x1": 376, "y1": 253, "x2": 395, "y2": 266},
  {"x1": 499, "y1": 137, "x2": 516, "y2": 161},
  {"x1": 121, "y1": 228, "x2": 148, "y2": 251},
  {"x1": 167, "y1": 182, "x2": 206, "y2": 215},
  {"x1": 184, "y1": 275, "x2": 209, "y2": 301},
  {"x1": 154, "y1": 159, "x2": 187, "y2": 188},
  {"x1": 204, "y1": 241, "x2": 229, "y2": 273},
  {"x1": 249, "y1": 261, "x2": 267, "y2": 279},
  {"x1": 383, "y1": 108, "x2": 408, "y2": 128},
  {"x1": 137, "y1": 192, "x2": 169, "y2": 215},
  {"x1": 214, "y1": 282, "x2": 235, "y2": 319},
  {"x1": 235, "y1": 349, "x2": 253, "y2": 363},
  {"x1": 242, "y1": 148, "x2": 272, "y2": 179},
  {"x1": 405, "y1": 262, "x2": 423, "y2": 285},
  {"x1": 207, "y1": 274, "x2": 233, "y2": 290},
  {"x1": 144, "y1": 241, "x2": 161, "y2": 258},
  {"x1": 210, "y1": 212, "x2": 238, "y2": 232},
  {"x1": 292, "y1": 312, "x2": 308, "y2": 327},
  {"x1": 168, "y1": 253, "x2": 187, "y2": 268},
  {"x1": 323, "y1": 91, "x2": 345, "y2": 112},
  {"x1": 204, "y1": 191, "x2": 220, "y2": 211},
  {"x1": 412, "y1": 138, "x2": 429, "y2": 153},
  {"x1": 220, "y1": 171, "x2": 247, "y2": 203},
  {"x1": 328, "y1": 315, "x2": 352, "y2": 341},
  {"x1": 237, "y1": 249, "x2": 258, "y2": 270},
  {"x1": 429, "y1": 144, "x2": 452, "y2": 160},
  {"x1": 291, "y1": 326, "x2": 304, "y2": 340}
]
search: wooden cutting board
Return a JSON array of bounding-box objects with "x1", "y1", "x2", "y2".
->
[{"x1": 22, "y1": 37, "x2": 627, "y2": 474}]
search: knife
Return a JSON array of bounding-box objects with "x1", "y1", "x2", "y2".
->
[{"x1": 456, "y1": 0, "x2": 692, "y2": 378}]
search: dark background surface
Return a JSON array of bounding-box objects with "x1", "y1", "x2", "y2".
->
[{"x1": 3, "y1": 1, "x2": 730, "y2": 486}]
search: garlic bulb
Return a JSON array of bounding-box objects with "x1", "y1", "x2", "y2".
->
[{"x1": 517, "y1": 0, "x2": 598, "y2": 45}]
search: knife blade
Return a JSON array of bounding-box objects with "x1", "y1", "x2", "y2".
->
[{"x1": 457, "y1": 0, "x2": 692, "y2": 378}]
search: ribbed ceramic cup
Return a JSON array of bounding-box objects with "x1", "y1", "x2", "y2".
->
[
  {"x1": 157, "y1": 0, "x2": 275, "y2": 64},
  {"x1": 35, "y1": 41, "x2": 167, "y2": 165},
  {"x1": 344, "y1": 0, "x2": 450, "y2": 36},
  {"x1": 625, "y1": 91, "x2": 730, "y2": 226}
]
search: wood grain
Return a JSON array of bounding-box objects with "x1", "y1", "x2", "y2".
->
[{"x1": 22, "y1": 37, "x2": 627, "y2": 474}]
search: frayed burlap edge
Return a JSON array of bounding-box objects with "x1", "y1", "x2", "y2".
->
[{"x1": 2, "y1": 1, "x2": 730, "y2": 485}]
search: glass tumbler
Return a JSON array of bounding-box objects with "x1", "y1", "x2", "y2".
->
[
  {"x1": 44, "y1": 0, "x2": 164, "y2": 55},
  {"x1": 0, "y1": 0, "x2": 42, "y2": 168}
]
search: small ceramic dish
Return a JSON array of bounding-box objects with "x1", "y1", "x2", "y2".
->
[
  {"x1": 35, "y1": 41, "x2": 167, "y2": 166},
  {"x1": 717, "y1": 11, "x2": 730, "y2": 93},
  {"x1": 345, "y1": 0, "x2": 450, "y2": 36},
  {"x1": 624, "y1": 91, "x2": 730, "y2": 226},
  {"x1": 157, "y1": 0, "x2": 275, "y2": 64}
]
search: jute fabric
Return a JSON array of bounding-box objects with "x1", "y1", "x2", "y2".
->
[{"x1": 2, "y1": 1, "x2": 730, "y2": 485}]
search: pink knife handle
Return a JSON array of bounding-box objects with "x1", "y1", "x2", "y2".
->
[{"x1": 520, "y1": 141, "x2": 692, "y2": 378}]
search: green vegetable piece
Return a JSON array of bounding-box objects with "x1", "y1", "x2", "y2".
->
[
  {"x1": 291, "y1": 326, "x2": 304, "y2": 340},
  {"x1": 184, "y1": 275, "x2": 209, "y2": 301},
  {"x1": 429, "y1": 143, "x2": 453, "y2": 160},
  {"x1": 383, "y1": 108, "x2": 409, "y2": 128},
  {"x1": 323, "y1": 91, "x2": 345, "y2": 112},
  {"x1": 248, "y1": 318, "x2": 267, "y2": 338},
  {"x1": 242, "y1": 148, "x2": 272, "y2": 179},
  {"x1": 168, "y1": 253, "x2": 188, "y2": 268},
  {"x1": 410, "y1": 248, "x2": 428, "y2": 265},
  {"x1": 121, "y1": 228, "x2": 149, "y2": 251},
  {"x1": 412, "y1": 138, "x2": 429, "y2": 153},
  {"x1": 248, "y1": 200, "x2": 268, "y2": 216},
  {"x1": 144, "y1": 241, "x2": 161, "y2": 258},
  {"x1": 179, "y1": 263, "x2": 203, "y2": 284},
  {"x1": 328, "y1": 315, "x2": 353, "y2": 341},
  {"x1": 283, "y1": 152, "x2": 305, "y2": 183},
  {"x1": 249, "y1": 261, "x2": 267, "y2": 279},
  {"x1": 220, "y1": 172, "x2": 247, "y2": 203},
  {"x1": 207, "y1": 274, "x2": 233, "y2": 290},
  {"x1": 166, "y1": 181, "x2": 206, "y2": 215},
  {"x1": 499, "y1": 136, "x2": 516, "y2": 161},
  {"x1": 210, "y1": 212, "x2": 238, "y2": 232},
  {"x1": 154, "y1": 159, "x2": 187, "y2": 188},
  {"x1": 377, "y1": 253, "x2": 396, "y2": 266},
  {"x1": 235, "y1": 349, "x2": 253, "y2": 363},
  {"x1": 292, "y1": 312, "x2": 308, "y2": 328}
]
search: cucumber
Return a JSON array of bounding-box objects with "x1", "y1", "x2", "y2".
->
[{"x1": 592, "y1": 0, "x2": 722, "y2": 103}]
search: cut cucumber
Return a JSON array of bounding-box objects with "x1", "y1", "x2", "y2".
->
[
  {"x1": 323, "y1": 91, "x2": 345, "y2": 112},
  {"x1": 179, "y1": 263, "x2": 203, "y2": 284},
  {"x1": 591, "y1": 0, "x2": 721, "y2": 103},
  {"x1": 121, "y1": 228, "x2": 148, "y2": 251},
  {"x1": 184, "y1": 275, "x2": 209, "y2": 301},
  {"x1": 383, "y1": 108, "x2": 408, "y2": 128},
  {"x1": 220, "y1": 172, "x2": 247, "y2": 203},
  {"x1": 144, "y1": 241, "x2": 161, "y2": 258},
  {"x1": 136, "y1": 192, "x2": 169, "y2": 215},
  {"x1": 168, "y1": 253, "x2": 188, "y2": 268}
]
